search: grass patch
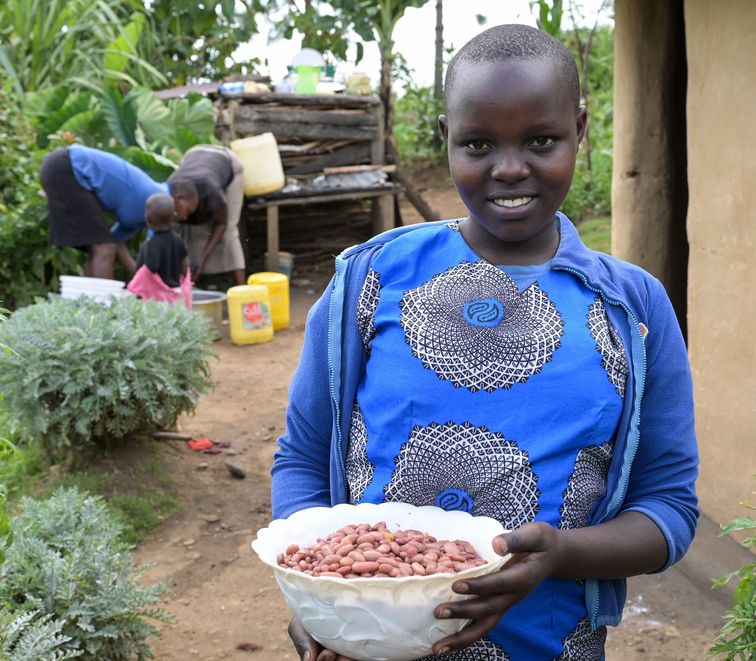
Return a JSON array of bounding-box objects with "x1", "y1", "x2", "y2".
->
[
  {"x1": 577, "y1": 216, "x2": 611, "y2": 254},
  {"x1": 1, "y1": 435, "x2": 181, "y2": 547},
  {"x1": 109, "y1": 492, "x2": 181, "y2": 547}
]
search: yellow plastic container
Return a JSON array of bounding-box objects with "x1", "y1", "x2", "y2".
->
[
  {"x1": 247, "y1": 272, "x2": 290, "y2": 330},
  {"x1": 229, "y1": 133, "x2": 285, "y2": 196},
  {"x1": 226, "y1": 285, "x2": 274, "y2": 345}
]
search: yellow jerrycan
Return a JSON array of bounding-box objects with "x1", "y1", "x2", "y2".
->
[
  {"x1": 229, "y1": 133, "x2": 285, "y2": 196},
  {"x1": 226, "y1": 285, "x2": 274, "y2": 345},
  {"x1": 247, "y1": 272, "x2": 290, "y2": 330}
]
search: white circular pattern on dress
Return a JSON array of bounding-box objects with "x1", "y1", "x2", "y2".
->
[
  {"x1": 417, "y1": 637, "x2": 510, "y2": 660},
  {"x1": 346, "y1": 404, "x2": 374, "y2": 503},
  {"x1": 400, "y1": 260, "x2": 564, "y2": 392},
  {"x1": 586, "y1": 297, "x2": 628, "y2": 397},
  {"x1": 356, "y1": 268, "x2": 381, "y2": 355},
  {"x1": 558, "y1": 442, "x2": 614, "y2": 530},
  {"x1": 552, "y1": 619, "x2": 607, "y2": 660},
  {"x1": 384, "y1": 421, "x2": 540, "y2": 531}
]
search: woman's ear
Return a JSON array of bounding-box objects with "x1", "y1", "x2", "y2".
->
[
  {"x1": 576, "y1": 106, "x2": 588, "y2": 147},
  {"x1": 438, "y1": 115, "x2": 449, "y2": 143}
]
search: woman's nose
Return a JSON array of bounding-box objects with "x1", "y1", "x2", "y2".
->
[{"x1": 490, "y1": 150, "x2": 529, "y2": 182}]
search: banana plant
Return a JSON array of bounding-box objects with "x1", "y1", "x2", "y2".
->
[{"x1": 0, "y1": 0, "x2": 164, "y2": 95}]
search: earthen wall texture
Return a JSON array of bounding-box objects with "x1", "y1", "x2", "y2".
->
[{"x1": 684, "y1": 0, "x2": 756, "y2": 527}]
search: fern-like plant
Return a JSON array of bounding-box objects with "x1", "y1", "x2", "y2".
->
[
  {"x1": 709, "y1": 494, "x2": 756, "y2": 660},
  {"x1": 0, "y1": 487, "x2": 172, "y2": 660},
  {"x1": 0, "y1": 609, "x2": 81, "y2": 660},
  {"x1": 0, "y1": 296, "x2": 214, "y2": 463}
]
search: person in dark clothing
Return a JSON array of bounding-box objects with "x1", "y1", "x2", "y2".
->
[
  {"x1": 39, "y1": 145, "x2": 170, "y2": 279},
  {"x1": 168, "y1": 145, "x2": 246, "y2": 284},
  {"x1": 135, "y1": 193, "x2": 188, "y2": 288}
]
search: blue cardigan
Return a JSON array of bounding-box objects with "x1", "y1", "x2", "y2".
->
[{"x1": 271, "y1": 214, "x2": 699, "y2": 629}]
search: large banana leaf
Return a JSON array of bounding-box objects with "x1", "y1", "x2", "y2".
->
[{"x1": 101, "y1": 84, "x2": 139, "y2": 147}]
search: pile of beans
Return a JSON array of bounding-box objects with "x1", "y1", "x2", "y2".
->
[{"x1": 277, "y1": 521, "x2": 487, "y2": 578}]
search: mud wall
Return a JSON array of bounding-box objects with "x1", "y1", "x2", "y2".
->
[
  {"x1": 684, "y1": 0, "x2": 756, "y2": 526},
  {"x1": 612, "y1": 0, "x2": 688, "y2": 329}
]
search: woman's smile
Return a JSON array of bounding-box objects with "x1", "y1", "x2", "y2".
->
[{"x1": 439, "y1": 57, "x2": 586, "y2": 265}]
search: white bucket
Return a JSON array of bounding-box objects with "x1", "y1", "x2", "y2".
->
[
  {"x1": 264, "y1": 251, "x2": 294, "y2": 279},
  {"x1": 60, "y1": 275, "x2": 132, "y2": 304}
]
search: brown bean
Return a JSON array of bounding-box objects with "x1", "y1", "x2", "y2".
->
[{"x1": 279, "y1": 522, "x2": 488, "y2": 578}]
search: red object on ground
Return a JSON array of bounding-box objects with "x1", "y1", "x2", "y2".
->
[
  {"x1": 186, "y1": 437, "x2": 214, "y2": 451},
  {"x1": 186, "y1": 437, "x2": 233, "y2": 453}
]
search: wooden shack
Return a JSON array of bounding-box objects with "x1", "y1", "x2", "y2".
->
[{"x1": 215, "y1": 93, "x2": 401, "y2": 276}]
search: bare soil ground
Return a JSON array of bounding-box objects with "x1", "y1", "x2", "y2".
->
[{"x1": 132, "y1": 174, "x2": 734, "y2": 660}]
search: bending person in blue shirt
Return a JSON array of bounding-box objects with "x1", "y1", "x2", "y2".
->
[
  {"x1": 274, "y1": 24, "x2": 699, "y2": 661},
  {"x1": 40, "y1": 145, "x2": 197, "y2": 280}
]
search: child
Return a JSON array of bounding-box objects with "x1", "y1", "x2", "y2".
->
[
  {"x1": 128, "y1": 193, "x2": 189, "y2": 301},
  {"x1": 272, "y1": 24, "x2": 698, "y2": 661}
]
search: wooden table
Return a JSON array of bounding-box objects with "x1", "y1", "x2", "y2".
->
[{"x1": 247, "y1": 184, "x2": 401, "y2": 272}]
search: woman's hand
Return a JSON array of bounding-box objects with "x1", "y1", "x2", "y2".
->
[
  {"x1": 288, "y1": 617, "x2": 356, "y2": 661},
  {"x1": 430, "y1": 522, "x2": 562, "y2": 655}
]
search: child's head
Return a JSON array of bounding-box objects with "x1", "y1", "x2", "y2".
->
[
  {"x1": 440, "y1": 24, "x2": 587, "y2": 264},
  {"x1": 145, "y1": 192, "x2": 177, "y2": 231}
]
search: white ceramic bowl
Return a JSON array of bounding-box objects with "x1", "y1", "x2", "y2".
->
[{"x1": 251, "y1": 502, "x2": 510, "y2": 661}]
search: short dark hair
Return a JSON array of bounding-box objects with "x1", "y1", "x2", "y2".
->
[
  {"x1": 445, "y1": 24, "x2": 580, "y2": 111},
  {"x1": 145, "y1": 192, "x2": 175, "y2": 228},
  {"x1": 168, "y1": 177, "x2": 199, "y2": 206}
]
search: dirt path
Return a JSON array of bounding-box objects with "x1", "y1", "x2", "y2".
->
[{"x1": 133, "y1": 179, "x2": 729, "y2": 659}]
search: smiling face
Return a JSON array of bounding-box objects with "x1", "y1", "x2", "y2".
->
[{"x1": 440, "y1": 58, "x2": 586, "y2": 265}]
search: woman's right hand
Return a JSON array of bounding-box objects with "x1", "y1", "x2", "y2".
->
[{"x1": 288, "y1": 617, "x2": 356, "y2": 661}]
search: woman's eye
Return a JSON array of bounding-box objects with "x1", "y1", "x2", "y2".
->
[
  {"x1": 463, "y1": 140, "x2": 491, "y2": 151},
  {"x1": 529, "y1": 137, "x2": 556, "y2": 148}
]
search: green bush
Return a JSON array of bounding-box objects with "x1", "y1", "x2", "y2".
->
[
  {"x1": 0, "y1": 608, "x2": 81, "y2": 660},
  {"x1": 0, "y1": 487, "x2": 171, "y2": 660},
  {"x1": 709, "y1": 497, "x2": 756, "y2": 659},
  {"x1": 394, "y1": 83, "x2": 446, "y2": 162},
  {"x1": 0, "y1": 296, "x2": 215, "y2": 463},
  {"x1": 0, "y1": 82, "x2": 83, "y2": 310}
]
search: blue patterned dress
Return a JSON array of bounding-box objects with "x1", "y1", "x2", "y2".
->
[{"x1": 345, "y1": 222, "x2": 627, "y2": 661}]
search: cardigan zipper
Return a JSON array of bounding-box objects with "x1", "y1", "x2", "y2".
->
[{"x1": 553, "y1": 265, "x2": 648, "y2": 628}]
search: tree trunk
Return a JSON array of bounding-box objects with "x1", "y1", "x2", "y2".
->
[{"x1": 434, "y1": 0, "x2": 444, "y2": 99}]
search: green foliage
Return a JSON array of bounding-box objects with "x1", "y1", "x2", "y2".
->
[
  {"x1": 143, "y1": 0, "x2": 266, "y2": 86},
  {"x1": 576, "y1": 216, "x2": 611, "y2": 254},
  {"x1": 709, "y1": 497, "x2": 756, "y2": 660},
  {"x1": 0, "y1": 487, "x2": 172, "y2": 660},
  {"x1": 0, "y1": 296, "x2": 215, "y2": 463},
  {"x1": 393, "y1": 83, "x2": 445, "y2": 161},
  {"x1": 39, "y1": 465, "x2": 181, "y2": 548},
  {"x1": 531, "y1": 0, "x2": 564, "y2": 35},
  {"x1": 0, "y1": 0, "x2": 165, "y2": 96},
  {"x1": 0, "y1": 608, "x2": 82, "y2": 660},
  {"x1": 562, "y1": 24, "x2": 614, "y2": 221},
  {"x1": 0, "y1": 484, "x2": 9, "y2": 568},
  {"x1": 0, "y1": 81, "x2": 83, "y2": 310}
]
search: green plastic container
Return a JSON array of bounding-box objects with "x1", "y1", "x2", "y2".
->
[{"x1": 295, "y1": 65, "x2": 321, "y2": 94}]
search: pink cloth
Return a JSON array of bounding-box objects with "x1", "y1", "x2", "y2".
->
[{"x1": 127, "y1": 265, "x2": 192, "y2": 309}]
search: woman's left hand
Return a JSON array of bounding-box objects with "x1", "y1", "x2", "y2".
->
[{"x1": 430, "y1": 522, "x2": 562, "y2": 655}]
